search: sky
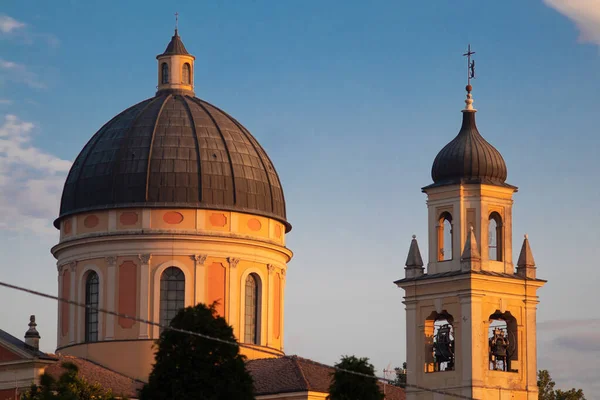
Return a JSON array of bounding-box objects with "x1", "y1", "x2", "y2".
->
[{"x1": 1, "y1": 0, "x2": 599, "y2": 395}]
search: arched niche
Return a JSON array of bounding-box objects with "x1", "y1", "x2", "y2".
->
[{"x1": 488, "y1": 310, "x2": 518, "y2": 372}]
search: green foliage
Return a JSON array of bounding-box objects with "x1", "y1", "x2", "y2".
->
[
  {"x1": 140, "y1": 302, "x2": 254, "y2": 400},
  {"x1": 392, "y1": 362, "x2": 407, "y2": 388},
  {"x1": 538, "y1": 370, "x2": 585, "y2": 400},
  {"x1": 22, "y1": 362, "x2": 117, "y2": 400},
  {"x1": 328, "y1": 355, "x2": 384, "y2": 400}
]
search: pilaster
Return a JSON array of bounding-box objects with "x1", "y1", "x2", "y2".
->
[
  {"x1": 267, "y1": 264, "x2": 275, "y2": 347},
  {"x1": 68, "y1": 261, "x2": 77, "y2": 344},
  {"x1": 105, "y1": 256, "x2": 117, "y2": 340},
  {"x1": 193, "y1": 254, "x2": 207, "y2": 304},
  {"x1": 138, "y1": 254, "x2": 152, "y2": 339},
  {"x1": 227, "y1": 257, "x2": 240, "y2": 327}
]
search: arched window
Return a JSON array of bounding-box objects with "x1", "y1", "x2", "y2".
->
[
  {"x1": 182, "y1": 63, "x2": 191, "y2": 85},
  {"x1": 437, "y1": 212, "x2": 453, "y2": 261},
  {"x1": 85, "y1": 272, "x2": 99, "y2": 343},
  {"x1": 161, "y1": 62, "x2": 169, "y2": 84},
  {"x1": 244, "y1": 274, "x2": 261, "y2": 344},
  {"x1": 160, "y1": 267, "x2": 185, "y2": 328},
  {"x1": 489, "y1": 212, "x2": 503, "y2": 261}
]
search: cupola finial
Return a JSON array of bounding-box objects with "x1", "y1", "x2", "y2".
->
[{"x1": 174, "y1": 12, "x2": 179, "y2": 35}]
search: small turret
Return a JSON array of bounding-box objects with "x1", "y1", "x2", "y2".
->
[
  {"x1": 24, "y1": 315, "x2": 40, "y2": 350},
  {"x1": 405, "y1": 235, "x2": 424, "y2": 278},
  {"x1": 156, "y1": 25, "x2": 196, "y2": 96},
  {"x1": 461, "y1": 226, "x2": 481, "y2": 272},
  {"x1": 516, "y1": 234, "x2": 536, "y2": 278}
]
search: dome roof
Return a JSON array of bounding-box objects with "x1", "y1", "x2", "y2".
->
[
  {"x1": 428, "y1": 110, "x2": 508, "y2": 188},
  {"x1": 56, "y1": 94, "x2": 290, "y2": 231}
]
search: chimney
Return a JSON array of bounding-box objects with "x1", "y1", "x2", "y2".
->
[{"x1": 24, "y1": 315, "x2": 40, "y2": 350}]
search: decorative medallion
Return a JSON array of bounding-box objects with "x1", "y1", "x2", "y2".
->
[
  {"x1": 84, "y1": 215, "x2": 99, "y2": 228},
  {"x1": 119, "y1": 211, "x2": 139, "y2": 226},
  {"x1": 163, "y1": 211, "x2": 184, "y2": 224},
  {"x1": 209, "y1": 213, "x2": 227, "y2": 227},
  {"x1": 247, "y1": 218, "x2": 262, "y2": 231}
]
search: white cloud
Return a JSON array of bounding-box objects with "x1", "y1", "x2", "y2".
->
[
  {"x1": 0, "y1": 15, "x2": 25, "y2": 34},
  {"x1": 0, "y1": 114, "x2": 71, "y2": 235},
  {"x1": 544, "y1": 0, "x2": 600, "y2": 46},
  {"x1": 0, "y1": 14, "x2": 58, "y2": 47},
  {"x1": 0, "y1": 58, "x2": 46, "y2": 89},
  {"x1": 0, "y1": 99, "x2": 12, "y2": 105}
]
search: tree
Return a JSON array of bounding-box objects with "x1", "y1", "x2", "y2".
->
[
  {"x1": 328, "y1": 355, "x2": 384, "y2": 400},
  {"x1": 537, "y1": 370, "x2": 585, "y2": 400},
  {"x1": 140, "y1": 302, "x2": 254, "y2": 400},
  {"x1": 392, "y1": 362, "x2": 407, "y2": 388},
  {"x1": 22, "y1": 362, "x2": 117, "y2": 400},
  {"x1": 538, "y1": 370, "x2": 556, "y2": 400}
]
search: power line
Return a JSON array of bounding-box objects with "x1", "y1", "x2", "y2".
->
[{"x1": 0, "y1": 280, "x2": 478, "y2": 400}]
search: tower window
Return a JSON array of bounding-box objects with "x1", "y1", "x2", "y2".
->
[
  {"x1": 85, "y1": 272, "x2": 99, "y2": 343},
  {"x1": 424, "y1": 311, "x2": 455, "y2": 372},
  {"x1": 182, "y1": 63, "x2": 191, "y2": 85},
  {"x1": 488, "y1": 311, "x2": 518, "y2": 372},
  {"x1": 161, "y1": 62, "x2": 169, "y2": 84},
  {"x1": 437, "y1": 212, "x2": 453, "y2": 261},
  {"x1": 160, "y1": 267, "x2": 185, "y2": 329},
  {"x1": 488, "y1": 212, "x2": 503, "y2": 261},
  {"x1": 244, "y1": 274, "x2": 261, "y2": 345}
]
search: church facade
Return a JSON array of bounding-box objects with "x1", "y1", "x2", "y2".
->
[{"x1": 395, "y1": 85, "x2": 545, "y2": 399}]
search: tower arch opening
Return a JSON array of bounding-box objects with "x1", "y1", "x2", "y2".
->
[
  {"x1": 161, "y1": 62, "x2": 169, "y2": 84},
  {"x1": 182, "y1": 63, "x2": 191, "y2": 85},
  {"x1": 425, "y1": 311, "x2": 455, "y2": 372},
  {"x1": 489, "y1": 212, "x2": 503, "y2": 261},
  {"x1": 488, "y1": 310, "x2": 518, "y2": 372},
  {"x1": 437, "y1": 212, "x2": 453, "y2": 261}
]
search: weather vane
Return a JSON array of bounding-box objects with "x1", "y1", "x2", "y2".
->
[
  {"x1": 175, "y1": 12, "x2": 179, "y2": 32},
  {"x1": 463, "y1": 44, "x2": 476, "y2": 87}
]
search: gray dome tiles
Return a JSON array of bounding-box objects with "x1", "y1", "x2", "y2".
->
[
  {"x1": 430, "y1": 112, "x2": 508, "y2": 187},
  {"x1": 57, "y1": 94, "x2": 289, "y2": 231}
]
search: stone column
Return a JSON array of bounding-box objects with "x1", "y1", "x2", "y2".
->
[
  {"x1": 227, "y1": 257, "x2": 240, "y2": 330},
  {"x1": 138, "y1": 254, "x2": 152, "y2": 339},
  {"x1": 105, "y1": 256, "x2": 117, "y2": 340},
  {"x1": 68, "y1": 261, "x2": 77, "y2": 344},
  {"x1": 192, "y1": 254, "x2": 207, "y2": 304}
]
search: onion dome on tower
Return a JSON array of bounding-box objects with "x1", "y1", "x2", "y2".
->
[{"x1": 424, "y1": 85, "x2": 512, "y2": 189}]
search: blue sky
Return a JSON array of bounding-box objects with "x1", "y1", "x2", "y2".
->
[{"x1": 1, "y1": 0, "x2": 599, "y2": 394}]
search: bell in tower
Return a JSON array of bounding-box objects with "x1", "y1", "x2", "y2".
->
[{"x1": 395, "y1": 45, "x2": 546, "y2": 400}]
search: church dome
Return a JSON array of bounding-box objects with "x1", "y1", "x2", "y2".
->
[
  {"x1": 429, "y1": 90, "x2": 508, "y2": 187},
  {"x1": 56, "y1": 94, "x2": 289, "y2": 231}
]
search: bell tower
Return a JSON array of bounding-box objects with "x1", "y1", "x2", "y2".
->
[{"x1": 395, "y1": 81, "x2": 546, "y2": 400}]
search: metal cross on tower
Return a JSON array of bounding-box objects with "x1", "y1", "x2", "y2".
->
[
  {"x1": 463, "y1": 44, "x2": 476, "y2": 85},
  {"x1": 175, "y1": 12, "x2": 179, "y2": 32}
]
